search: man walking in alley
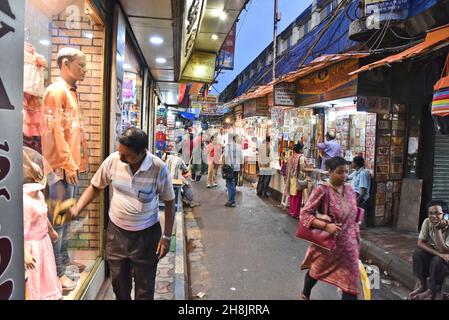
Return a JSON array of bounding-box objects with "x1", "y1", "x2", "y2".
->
[
  {"x1": 222, "y1": 134, "x2": 243, "y2": 207},
  {"x1": 257, "y1": 136, "x2": 273, "y2": 197},
  {"x1": 410, "y1": 200, "x2": 449, "y2": 300},
  {"x1": 317, "y1": 131, "x2": 342, "y2": 170},
  {"x1": 69, "y1": 127, "x2": 176, "y2": 300}
]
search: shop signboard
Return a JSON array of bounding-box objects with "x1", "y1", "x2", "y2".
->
[
  {"x1": 365, "y1": 0, "x2": 408, "y2": 14},
  {"x1": 243, "y1": 97, "x2": 269, "y2": 118},
  {"x1": 256, "y1": 97, "x2": 270, "y2": 117},
  {"x1": 181, "y1": 51, "x2": 216, "y2": 83},
  {"x1": 274, "y1": 82, "x2": 296, "y2": 107},
  {"x1": 0, "y1": 0, "x2": 25, "y2": 299},
  {"x1": 181, "y1": 0, "x2": 206, "y2": 75},
  {"x1": 243, "y1": 99, "x2": 257, "y2": 118},
  {"x1": 297, "y1": 59, "x2": 359, "y2": 106},
  {"x1": 216, "y1": 23, "x2": 236, "y2": 70}
]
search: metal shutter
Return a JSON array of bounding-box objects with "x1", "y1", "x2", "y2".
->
[{"x1": 432, "y1": 133, "x2": 449, "y2": 203}]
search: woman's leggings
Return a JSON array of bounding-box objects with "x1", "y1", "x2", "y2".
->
[{"x1": 302, "y1": 271, "x2": 358, "y2": 300}]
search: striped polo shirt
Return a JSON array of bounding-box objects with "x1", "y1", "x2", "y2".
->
[{"x1": 91, "y1": 151, "x2": 175, "y2": 231}]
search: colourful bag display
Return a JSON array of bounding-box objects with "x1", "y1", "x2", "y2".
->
[{"x1": 432, "y1": 54, "x2": 449, "y2": 117}]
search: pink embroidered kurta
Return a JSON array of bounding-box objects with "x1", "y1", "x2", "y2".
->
[
  {"x1": 23, "y1": 184, "x2": 62, "y2": 300},
  {"x1": 300, "y1": 183, "x2": 360, "y2": 295}
]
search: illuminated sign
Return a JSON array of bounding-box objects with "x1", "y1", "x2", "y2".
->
[
  {"x1": 181, "y1": 51, "x2": 216, "y2": 83},
  {"x1": 180, "y1": 0, "x2": 205, "y2": 76}
]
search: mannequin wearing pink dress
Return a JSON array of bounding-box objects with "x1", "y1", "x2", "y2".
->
[{"x1": 23, "y1": 183, "x2": 62, "y2": 300}]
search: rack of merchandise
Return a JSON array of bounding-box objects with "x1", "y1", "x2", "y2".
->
[
  {"x1": 373, "y1": 104, "x2": 407, "y2": 226},
  {"x1": 155, "y1": 106, "x2": 168, "y2": 158}
]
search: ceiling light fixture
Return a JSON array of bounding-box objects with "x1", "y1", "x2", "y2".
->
[
  {"x1": 39, "y1": 39, "x2": 50, "y2": 46},
  {"x1": 150, "y1": 36, "x2": 164, "y2": 45},
  {"x1": 85, "y1": 32, "x2": 94, "y2": 39},
  {"x1": 211, "y1": 34, "x2": 218, "y2": 40},
  {"x1": 156, "y1": 57, "x2": 167, "y2": 64},
  {"x1": 218, "y1": 11, "x2": 227, "y2": 20}
]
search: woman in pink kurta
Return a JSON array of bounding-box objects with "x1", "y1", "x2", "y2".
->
[
  {"x1": 299, "y1": 156, "x2": 360, "y2": 299},
  {"x1": 24, "y1": 183, "x2": 62, "y2": 300}
]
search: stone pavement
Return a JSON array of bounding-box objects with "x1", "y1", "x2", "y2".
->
[{"x1": 360, "y1": 227, "x2": 418, "y2": 290}]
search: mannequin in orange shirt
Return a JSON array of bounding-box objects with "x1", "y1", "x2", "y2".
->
[{"x1": 42, "y1": 48, "x2": 88, "y2": 291}]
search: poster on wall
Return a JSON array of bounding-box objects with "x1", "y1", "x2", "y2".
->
[{"x1": 0, "y1": 0, "x2": 25, "y2": 299}]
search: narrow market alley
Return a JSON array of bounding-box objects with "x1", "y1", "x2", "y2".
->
[{"x1": 186, "y1": 178, "x2": 410, "y2": 300}]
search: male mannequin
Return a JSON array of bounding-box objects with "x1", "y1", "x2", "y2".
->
[{"x1": 41, "y1": 47, "x2": 88, "y2": 291}]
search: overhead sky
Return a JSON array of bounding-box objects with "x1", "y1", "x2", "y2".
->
[{"x1": 213, "y1": 0, "x2": 314, "y2": 94}]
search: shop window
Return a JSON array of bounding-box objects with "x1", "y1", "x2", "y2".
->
[
  {"x1": 121, "y1": 38, "x2": 143, "y2": 132},
  {"x1": 23, "y1": 0, "x2": 105, "y2": 300}
]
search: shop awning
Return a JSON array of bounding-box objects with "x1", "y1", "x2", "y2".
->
[
  {"x1": 350, "y1": 24, "x2": 449, "y2": 75},
  {"x1": 222, "y1": 53, "x2": 369, "y2": 109}
]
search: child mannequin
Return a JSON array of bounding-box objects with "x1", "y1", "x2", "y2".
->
[{"x1": 24, "y1": 183, "x2": 62, "y2": 300}]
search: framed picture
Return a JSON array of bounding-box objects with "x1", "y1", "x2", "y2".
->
[
  {"x1": 377, "y1": 182, "x2": 386, "y2": 192},
  {"x1": 376, "y1": 174, "x2": 388, "y2": 182},
  {"x1": 376, "y1": 165, "x2": 389, "y2": 174},
  {"x1": 377, "y1": 147, "x2": 390, "y2": 156},
  {"x1": 391, "y1": 146, "x2": 404, "y2": 156},
  {"x1": 377, "y1": 137, "x2": 391, "y2": 146},
  {"x1": 392, "y1": 120, "x2": 405, "y2": 130},
  {"x1": 376, "y1": 156, "x2": 389, "y2": 165},
  {"x1": 377, "y1": 120, "x2": 391, "y2": 130},
  {"x1": 391, "y1": 137, "x2": 404, "y2": 146},
  {"x1": 375, "y1": 205, "x2": 385, "y2": 217}
]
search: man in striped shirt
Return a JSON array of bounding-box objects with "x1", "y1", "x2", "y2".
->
[
  {"x1": 70, "y1": 128, "x2": 175, "y2": 300},
  {"x1": 165, "y1": 151, "x2": 200, "y2": 208}
]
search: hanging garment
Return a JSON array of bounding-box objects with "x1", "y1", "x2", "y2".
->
[
  {"x1": 23, "y1": 183, "x2": 62, "y2": 300},
  {"x1": 24, "y1": 42, "x2": 47, "y2": 97},
  {"x1": 23, "y1": 93, "x2": 43, "y2": 137}
]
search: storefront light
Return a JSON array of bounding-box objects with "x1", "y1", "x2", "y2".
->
[
  {"x1": 328, "y1": 110, "x2": 337, "y2": 122},
  {"x1": 156, "y1": 57, "x2": 167, "y2": 64},
  {"x1": 85, "y1": 32, "x2": 94, "y2": 39},
  {"x1": 124, "y1": 63, "x2": 132, "y2": 70},
  {"x1": 150, "y1": 36, "x2": 164, "y2": 45},
  {"x1": 212, "y1": 9, "x2": 227, "y2": 20},
  {"x1": 194, "y1": 65, "x2": 206, "y2": 76},
  {"x1": 39, "y1": 39, "x2": 50, "y2": 46},
  {"x1": 211, "y1": 34, "x2": 218, "y2": 40}
]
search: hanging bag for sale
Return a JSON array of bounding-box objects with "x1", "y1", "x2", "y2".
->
[{"x1": 432, "y1": 54, "x2": 449, "y2": 117}]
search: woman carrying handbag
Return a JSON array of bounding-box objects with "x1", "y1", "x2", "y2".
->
[
  {"x1": 299, "y1": 156, "x2": 362, "y2": 300},
  {"x1": 285, "y1": 143, "x2": 308, "y2": 219}
]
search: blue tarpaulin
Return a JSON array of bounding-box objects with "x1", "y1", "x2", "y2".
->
[
  {"x1": 178, "y1": 111, "x2": 197, "y2": 120},
  {"x1": 234, "y1": 0, "x2": 437, "y2": 97}
]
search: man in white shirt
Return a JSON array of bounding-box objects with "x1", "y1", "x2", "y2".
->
[{"x1": 70, "y1": 128, "x2": 175, "y2": 300}]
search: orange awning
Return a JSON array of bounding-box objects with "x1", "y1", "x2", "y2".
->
[
  {"x1": 350, "y1": 24, "x2": 449, "y2": 75},
  {"x1": 225, "y1": 53, "x2": 368, "y2": 107}
]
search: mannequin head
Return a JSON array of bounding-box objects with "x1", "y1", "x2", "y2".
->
[{"x1": 57, "y1": 47, "x2": 86, "y2": 85}]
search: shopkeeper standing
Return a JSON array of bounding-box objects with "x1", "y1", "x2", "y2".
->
[{"x1": 317, "y1": 131, "x2": 342, "y2": 170}]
